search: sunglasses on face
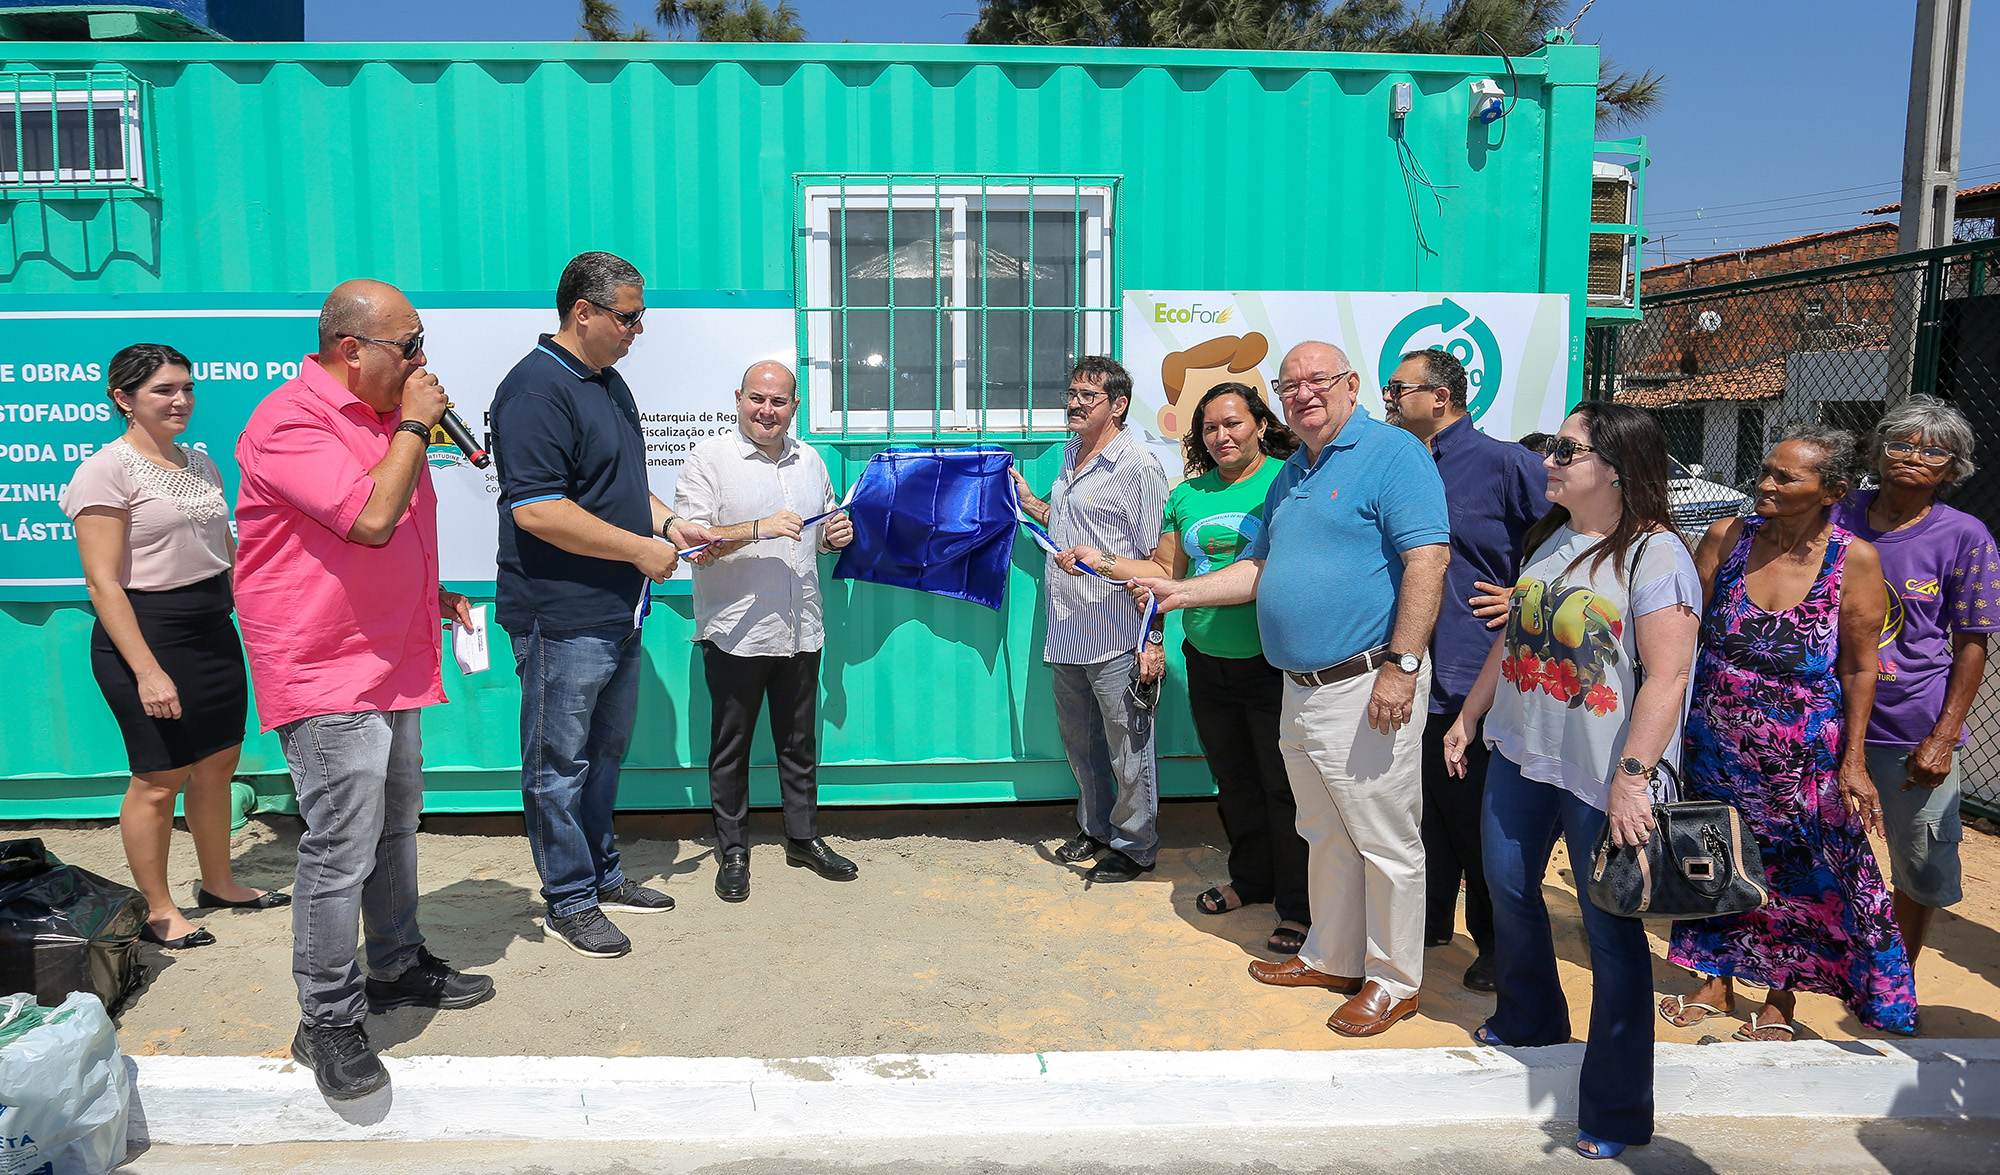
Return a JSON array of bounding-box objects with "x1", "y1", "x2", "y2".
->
[
  {"x1": 1883, "y1": 440, "x2": 1954, "y2": 466},
  {"x1": 342, "y1": 332, "x2": 425, "y2": 361},
  {"x1": 1538, "y1": 436, "x2": 1600, "y2": 466},
  {"x1": 587, "y1": 299, "x2": 646, "y2": 331}
]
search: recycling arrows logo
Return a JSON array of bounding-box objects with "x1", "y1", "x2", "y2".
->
[{"x1": 1379, "y1": 298, "x2": 1503, "y2": 421}]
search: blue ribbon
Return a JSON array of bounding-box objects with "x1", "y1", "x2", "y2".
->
[{"x1": 1013, "y1": 498, "x2": 1162, "y2": 661}]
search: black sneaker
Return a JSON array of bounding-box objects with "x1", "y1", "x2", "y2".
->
[
  {"x1": 1055, "y1": 833, "x2": 1106, "y2": 863},
  {"x1": 291, "y1": 1021, "x2": 389, "y2": 1101},
  {"x1": 544, "y1": 904, "x2": 631, "y2": 958},
  {"x1": 598, "y1": 879, "x2": 676, "y2": 914},
  {"x1": 366, "y1": 947, "x2": 496, "y2": 1012}
]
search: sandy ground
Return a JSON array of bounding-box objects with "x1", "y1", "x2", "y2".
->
[{"x1": 8, "y1": 799, "x2": 1999, "y2": 1059}]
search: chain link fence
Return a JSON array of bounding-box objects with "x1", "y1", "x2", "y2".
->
[{"x1": 1586, "y1": 237, "x2": 2000, "y2": 818}]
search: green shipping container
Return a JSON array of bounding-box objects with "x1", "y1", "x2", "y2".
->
[{"x1": 0, "y1": 35, "x2": 1629, "y2": 818}]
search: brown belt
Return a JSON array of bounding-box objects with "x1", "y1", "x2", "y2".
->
[{"x1": 1285, "y1": 646, "x2": 1391, "y2": 689}]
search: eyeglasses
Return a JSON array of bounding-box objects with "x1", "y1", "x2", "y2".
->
[
  {"x1": 1383, "y1": 381, "x2": 1442, "y2": 398},
  {"x1": 1271, "y1": 371, "x2": 1354, "y2": 400},
  {"x1": 1539, "y1": 436, "x2": 1600, "y2": 466},
  {"x1": 587, "y1": 300, "x2": 646, "y2": 331},
  {"x1": 1063, "y1": 388, "x2": 1109, "y2": 405},
  {"x1": 341, "y1": 332, "x2": 425, "y2": 361},
  {"x1": 1883, "y1": 440, "x2": 1954, "y2": 466}
]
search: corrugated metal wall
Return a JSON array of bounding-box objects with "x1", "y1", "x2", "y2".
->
[{"x1": 0, "y1": 41, "x2": 1602, "y2": 815}]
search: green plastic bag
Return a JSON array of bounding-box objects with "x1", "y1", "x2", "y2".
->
[{"x1": 0, "y1": 991, "x2": 130, "y2": 1175}]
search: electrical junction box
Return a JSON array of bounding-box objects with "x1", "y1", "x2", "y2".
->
[
  {"x1": 1469, "y1": 78, "x2": 1505, "y2": 123},
  {"x1": 1391, "y1": 82, "x2": 1413, "y2": 119}
]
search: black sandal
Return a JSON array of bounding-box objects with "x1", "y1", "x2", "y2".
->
[
  {"x1": 1195, "y1": 886, "x2": 1241, "y2": 916},
  {"x1": 1266, "y1": 925, "x2": 1306, "y2": 954}
]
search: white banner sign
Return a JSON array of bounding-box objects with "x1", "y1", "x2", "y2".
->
[{"x1": 1122, "y1": 290, "x2": 1573, "y2": 477}]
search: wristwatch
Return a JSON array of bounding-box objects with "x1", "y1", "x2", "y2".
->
[
  {"x1": 1387, "y1": 651, "x2": 1423, "y2": 674},
  {"x1": 1145, "y1": 629, "x2": 1165, "y2": 647},
  {"x1": 1618, "y1": 756, "x2": 1657, "y2": 779}
]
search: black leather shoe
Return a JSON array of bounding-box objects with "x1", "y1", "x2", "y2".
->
[
  {"x1": 366, "y1": 947, "x2": 496, "y2": 1012},
  {"x1": 1463, "y1": 954, "x2": 1497, "y2": 993},
  {"x1": 1055, "y1": 833, "x2": 1106, "y2": 864},
  {"x1": 292, "y1": 1021, "x2": 389, "y2": 1101},
  {"x1": 715, "y1": 850, "x2": 750, "y2": 902},
  {"x1": 784, "y1": 836, "x2": 858, "y2": 881},
  {"x1": 1085, "y1": 850, "x2": 1154, "y2": 883},
  {"x1": 195, "y1": 886, "x2": 291, "y2": 910}
]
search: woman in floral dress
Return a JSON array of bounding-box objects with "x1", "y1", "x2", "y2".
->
[{"x1": 1662, "y1": 427, "x2": 1918, "y2": 1038}]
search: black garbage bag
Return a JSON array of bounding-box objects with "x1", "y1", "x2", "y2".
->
[{"x1": 0, "y1": 838, "x2": 149, "y2": 1016}]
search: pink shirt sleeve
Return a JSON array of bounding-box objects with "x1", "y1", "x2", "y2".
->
[
  {"x1": 252, "y1": 413, "x2": 378, "y2": 539},
  {"x1": 58, "y1": 446, "x2": 135, "y2": 517}
]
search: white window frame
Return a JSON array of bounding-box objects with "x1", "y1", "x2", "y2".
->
[
  {"x1": 801, "y1": 183, "x2": 1114, "y2": 435},
  {"x1": 0, "y1": 87, "x2": 145, "y2": 187}
]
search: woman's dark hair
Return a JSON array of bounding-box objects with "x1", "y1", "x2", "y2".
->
[
  {"x1": 1521, "y1": 401, "x2": 1682, "y2": 583},
  {"x1": 1180, "y1": 382, "x2": 1298, "y2": 476},
  {"x1": 107, "y1": 343, "x2": 193, "y2": 415},
  {"x1": 1775, "y1": 424, "x2": 1863, "y2": 499}
]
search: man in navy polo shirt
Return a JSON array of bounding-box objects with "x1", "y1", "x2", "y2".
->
[
  {"x1": 1136, "y1": 340, "x2": 1449, "y2": 1038},
  {"x1": 491, "y1": 251, "x2": 714, "y2": 960},
  {"x1": 1384, "y1": 346, "x2": 1546, "y2": 995}
]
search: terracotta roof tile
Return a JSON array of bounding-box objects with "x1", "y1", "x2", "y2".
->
[
  {"x1": 1864, "y1": 180, "x2": 2000, "y2": 215},
  {"x1": 1639, "y1": 224, "x2": 1896, "y2": 279},
  {"x1": 1614, "y1": 356, "x2": 1788, "y2": 407}
]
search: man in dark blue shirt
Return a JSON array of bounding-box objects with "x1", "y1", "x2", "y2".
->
[
  {"x1": 491, "y1": 251, "x2": 713, "y2": 961},
  {"x1": 1384, "y1": 347, "x2": 1547, "y2": 994}
]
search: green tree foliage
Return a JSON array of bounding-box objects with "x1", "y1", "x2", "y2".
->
[
  {"x1": 580, "y1": 1, "x2": 806, "y2": 43},
  {"x1": 966, "y1": 1, "x2": 1663, "y2": 125}
]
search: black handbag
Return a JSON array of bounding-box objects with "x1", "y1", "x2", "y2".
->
[{"x1": 1585, "y1": 758, "x2": 1771, "y2": 921}]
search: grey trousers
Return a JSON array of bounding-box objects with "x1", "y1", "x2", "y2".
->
[
  {"x1": 278, "y1": 708, "x2": 427, "y2": 1028},
  {"x1": 1052, "y1": 652, "x2": 1160, "y2": 866}
]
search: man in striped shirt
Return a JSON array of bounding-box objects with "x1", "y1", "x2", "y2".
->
[{"x1": 1012, "y1": 357, "x2": 1169, "y2": 883}]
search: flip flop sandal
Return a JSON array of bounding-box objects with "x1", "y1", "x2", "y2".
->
[
  {"x1": 1471, "y1": 1022, "x2": 1509, "y2": 1047},
  {"x1": 1195, "y1": 886, "x2": 1240, "y2": 916},
  {"x1": 1266, "y1": 925, "x2": 1306, "y2": 954},
  {"x1": 1658, "y1": 994, "x2": 1728, "y2": 1028},
  {"x1": 1732, "y1": 1018, "x2": 1797, "y2": 1042}
]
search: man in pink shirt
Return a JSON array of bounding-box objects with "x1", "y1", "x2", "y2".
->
[{"x1": 235, "y1": 278, "x2": 494, "y2": 1102}]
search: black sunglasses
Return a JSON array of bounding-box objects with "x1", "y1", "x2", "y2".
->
[
  {"x1": 1539, "y1": 436, "x2": 1600, "y2": 467},
  {"x1": 587, "y1": 299, "x2": 646, "y2": 331},
  {"x1": 342, "y1": 332, "x2": 425, "y2": 361}
]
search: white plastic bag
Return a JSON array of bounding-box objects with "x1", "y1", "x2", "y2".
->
[{"x1": 0, "y1": 992, "x2": 131, "y2": 1175}]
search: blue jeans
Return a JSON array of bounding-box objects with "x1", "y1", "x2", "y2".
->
[
  {"x1": 512, "y1": 622, "x2": 641, "y2": 918},
  {"x1": 278, "y1": 708, "x2": 426, "y2": 1028},
  {"x1": 1482, "y1": 752, "x2": 1655, "y2": 1147},
  {"x1": 1051, "y1": 653, "x2": 1159, "y2": 865}
]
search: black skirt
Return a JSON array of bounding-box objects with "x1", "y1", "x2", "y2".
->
[{"x1": 89, "y1": 573, "x2": 250, "y2": 774}]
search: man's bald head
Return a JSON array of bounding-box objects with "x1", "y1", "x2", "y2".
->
[
  {"x1": 1280, "y1": 341, "x2": 1350, "y2": 382},
  {"x1": 318, "y1": 279, "x2": 414, "y2": 351},
  {"x1": 740, "y1": 359, "x2": 797, "y2": 396}
]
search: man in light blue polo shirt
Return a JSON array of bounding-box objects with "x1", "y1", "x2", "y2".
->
[{"x1": 1136, "y1": 340, "x2": 1449, "y2": 1038}]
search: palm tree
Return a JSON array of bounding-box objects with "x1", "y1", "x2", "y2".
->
[
  {"x1": 967, "y1": 1, "x2": 1664, "y2": 126},
  {"x1": 580, "y1": 1, "x2": 807, "y2": 43}
]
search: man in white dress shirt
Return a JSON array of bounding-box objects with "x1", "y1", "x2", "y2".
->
[{"x1": 673, "y1": 360, "x2": 856, "y2": 902}]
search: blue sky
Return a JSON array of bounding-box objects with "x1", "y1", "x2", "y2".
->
[{"x1": 307, "y1": 2, "x2": 1997, "y2": 264}]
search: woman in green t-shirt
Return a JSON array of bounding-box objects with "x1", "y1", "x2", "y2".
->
[{"x1": 1060, "y1": 382, "x2": 1307, "y2": 953}]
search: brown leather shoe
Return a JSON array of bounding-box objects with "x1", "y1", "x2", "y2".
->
[
  {"x1": 1247, "y1": 956, "x2": 1362, "y2": 992},
  {"x1": 1326, "y1": 980, "x2": 1420, "y2": 1037}
]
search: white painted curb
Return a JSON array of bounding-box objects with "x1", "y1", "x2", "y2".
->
[{"x1": 128, "y1": 1040, "x2": 2000, "y2": 1145}]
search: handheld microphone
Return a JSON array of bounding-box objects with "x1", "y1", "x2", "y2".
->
[{"x1": 439, "y1": 407, "x2": 490, "y2": 468}]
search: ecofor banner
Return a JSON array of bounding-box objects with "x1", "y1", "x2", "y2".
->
[
  {"x1": 0, "y1": 296, "x2": 791, "y2": 599},
  {"x1": 1123, "y1": 290, "x2": 1573, "y2": 478}
]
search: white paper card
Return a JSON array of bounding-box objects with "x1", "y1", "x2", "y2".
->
[{"x1": 452, "y1": 604, "x2": 491, "y2": 675}]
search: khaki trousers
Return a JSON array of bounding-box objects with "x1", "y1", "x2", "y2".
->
[{"x1": 1279, "y1": 667, "x2": 1429, "y2": 1001}]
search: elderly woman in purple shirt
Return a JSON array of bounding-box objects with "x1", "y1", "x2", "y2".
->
[{"x1": 1831, "y1": 397, "x2": 1999, "y2": 977}]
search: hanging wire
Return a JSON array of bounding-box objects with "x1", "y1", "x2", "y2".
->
[
  {"x1": 1393, "y1": 122, "x2": 1457, "y2": 257},
  {"x1": 1476, "y1": 30, "x2": 1519, "y2": 121}
]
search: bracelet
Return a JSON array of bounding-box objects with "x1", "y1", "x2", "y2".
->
[
  {"x1": 394, "y1": 420, "x2": 433, "y2": 441},
  {"x1": 658, "y1": 513, "x2": 681, "y2": 539},
  {"x1": 752, "y1": 518, "x2": 760, "y2": 540}
]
